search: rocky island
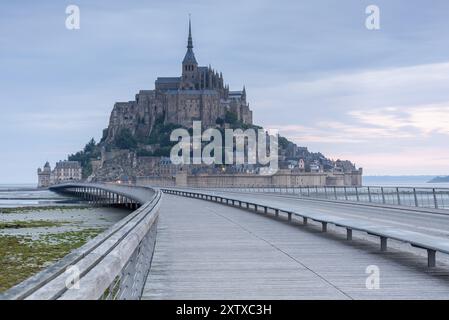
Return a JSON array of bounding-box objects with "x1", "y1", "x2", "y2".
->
[{"x1": 40, "y1": 19, "x2": 362, "y2": 188}]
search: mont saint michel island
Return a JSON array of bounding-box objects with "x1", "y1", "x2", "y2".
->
[{"x1": 37, "y1": 19, "x2": 362, "y2": 189}]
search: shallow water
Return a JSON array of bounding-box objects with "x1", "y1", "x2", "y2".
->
[{"x1": 0, "y1": 187, "x2": 81, "y2": 207}]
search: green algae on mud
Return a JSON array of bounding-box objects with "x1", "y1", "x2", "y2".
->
[
  {"x1": 0, "y1": 228, "x2": 104, "y2": 292},
  {"x1": 0, "y1": 220, "x2": 70, "y2": 229},
  {"x1": 0, "y1": 205, "x2": 91, "y2": 214}
]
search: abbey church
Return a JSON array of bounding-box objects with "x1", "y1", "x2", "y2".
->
[{"x1": 105, "y1": 19, "x2": 252, "y2": 143}]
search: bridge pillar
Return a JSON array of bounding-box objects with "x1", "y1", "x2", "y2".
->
[
  {"x1": 346, "y1": 228, "x2": 352, "y2": 240},
  {"x1": 380, "y1": 237, "x2": 388, "y2": 251},
  {"x1": 303, "y1": 217, "x2": 308, "y2": 225},
  {"x1": 427, "y1": 249, "x2": 436, "y2": 267},
  {"x1": 322, "y1": 222, "x2": 327, "y2": 232},
  {"x1": 288, "y1": 213, "x2": 292, "y2": 221},
  {"x1": 275, "y1": 209, "x2": 279, "y2": 217}
]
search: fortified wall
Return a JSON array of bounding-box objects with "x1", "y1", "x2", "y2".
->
[{"x1": 136, "y1": 169, "x2": 363, "y2": 188}]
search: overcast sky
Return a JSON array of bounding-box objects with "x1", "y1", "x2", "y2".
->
[{"x1": 1, "y1": 0, "x2": 449, "y2": 183}]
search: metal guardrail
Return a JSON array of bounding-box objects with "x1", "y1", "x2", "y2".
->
[
  {"x1": 1, "y1": 183, "x2": 161, "y2": 300},
  {"x1": 163, "y1": 188, "x2": 449, "y2": 268},
  {"x1": 200, "y1": 185, "x2": 449, "y2": 210}
]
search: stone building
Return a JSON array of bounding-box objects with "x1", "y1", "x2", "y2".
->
[
  {"x1": 104, "y1": 18, "x2": 252, "y2": 143},
  {"x1": 37, "y1": 161, "x2": 82, "y2": 188},
  {"x1": 53, "y1": 161, "x2": 82, "y2": 184},
  {"x1": 37, "y1": 162, "x2": 52, "y2": 188}
]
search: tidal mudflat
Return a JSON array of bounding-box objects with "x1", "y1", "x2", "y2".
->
[{"x1": 0, "y1": 206, "x2": 130, "y2": 292}]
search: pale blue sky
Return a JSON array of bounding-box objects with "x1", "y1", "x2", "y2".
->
[{"x1": 1, "y1": 0, "x2": 449, "y2": 183}]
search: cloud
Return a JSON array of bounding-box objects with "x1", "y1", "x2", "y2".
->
[
  {"x1": 268, "y1": 101, "x2": 449, "y2": 145},
  {"x1": 260, "y1": 62, "x2": 449, "y2": 174},
  {"x1": 349, "y1": 104, "x2": 449, "y2": 136}
]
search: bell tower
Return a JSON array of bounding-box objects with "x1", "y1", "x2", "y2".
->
[{"x1": 181, "y1": 17, "x2": 198, "y2": 89}]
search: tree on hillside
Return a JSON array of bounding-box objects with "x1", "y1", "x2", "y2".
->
[
  {"x1": 114, "y1": 129, "x2": 137, "y2": 150},
  {"x1": 225, "y1": 111, "x2": 238, "y2": 125}
]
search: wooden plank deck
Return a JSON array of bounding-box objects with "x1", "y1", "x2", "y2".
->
[{"x1": 142, "y1": 194, "x2": 449, "y2": 299}]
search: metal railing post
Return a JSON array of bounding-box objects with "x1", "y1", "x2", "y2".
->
[
  {"x1": 396, "y1": 187, "x2": 401, "y2": 205},
  {"x1": 433, "y1": 188, "x2": 439, "y2": 209},
  {"x1": 413, "y1": 188, "x2": 418, "y2": 207},
  {"x1": 381, "y1": 187, "x2": 386, "y2": 204}
]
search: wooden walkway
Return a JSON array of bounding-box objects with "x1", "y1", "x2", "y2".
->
[{"x1": 142, "y1": 194, "x2": 449, "y2": 299}]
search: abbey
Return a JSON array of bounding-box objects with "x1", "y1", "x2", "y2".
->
[{"x1": 105, "y1": 19, "x2": 252, "y2": 143}]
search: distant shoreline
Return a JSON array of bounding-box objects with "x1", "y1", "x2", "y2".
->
[
  {"x1": 0, "y1": 187, "x2": 38, "y2": 192},
  {"x1": 428, "y1": 176, "x2": 449, "y2": 183},
  {"x1": 0, "y1": 184, "x2": 37, "y2": 192}
]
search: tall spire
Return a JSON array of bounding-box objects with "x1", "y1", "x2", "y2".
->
[
  {"x1": 183, "y1": 15, "x2": 197, "y2": 65},
  {"x1": 187, "y1": 15, "x2": 193, "y2": 49}
]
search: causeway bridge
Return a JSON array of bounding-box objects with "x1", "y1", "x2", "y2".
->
[{"x1": 3, "y1": 183, "x2": 449, "y2": 299}]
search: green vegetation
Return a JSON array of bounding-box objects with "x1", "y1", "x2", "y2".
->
[
  {"x1": 0, "y1": 220, "x2": 69, "y2": 230},
  {"x1": 68, "y1": 138, "x2": 100, "y2": 178},
  {"x1": 0, "y1": 205, "x2": 90, "y2": 214},
  {"x1": 215, "y1": 117, "x2": 224, "y2": 125},
  {"x1": 114, "y1": 128, "x2": 138, "y2": 150},
  {"x1": 138, "y1": 115, "x2": 184, "y2": 156},
  {"x1": 146, "y1": 119, "x2": 183, "y2": 146},
  {"x1": 152, "y1": 146, "x2": 173, "y2": 157},
  {"x1": 279, "y1": 136, "x2": 290, "y2": 149},
  {"x1": 225, "y1": 110, "x2": 238, "y2": 125},
  {"x1": 0, "y1": 228, "x2": 104, "y2": 292},
  {"x1": 136, "y1": 149, "x2": 154, "y2": 157},
  {"x1": 111, "y1": 115, "x2": 186, "y2": 158}
]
